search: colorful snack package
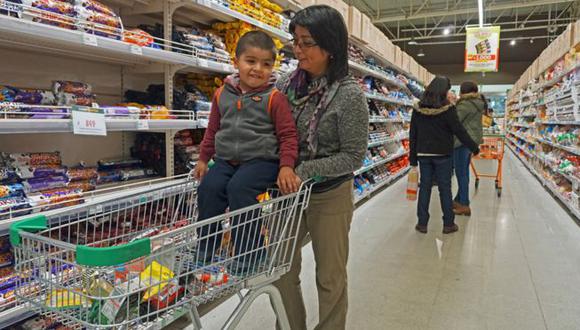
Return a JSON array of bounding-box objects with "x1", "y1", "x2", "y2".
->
[
  {"x1": 27, "y1": 187, "x2": 84, "y2": 210},
  {"x1": 9, "y1": 151, "x2": 62, "y2": 166},
  {"x1": 123, "y1": 28, "x2": 155, "y2": 47},
  {"x1": 96, "y1": 170, "x2": 122, "y2": 184},
  {"x1": 0, "y1": 196, "x2": 31, "y2": 219},
  {"x1": 0, "y1": 237, "x2": 10, "y2": 253},
  {"x1": 144, "y1": 280, "x2": 184, "y2": 311},
  {"x1": 0, "y1": 168, "x2": 19, "y2": 184},
  {"x1": 45, "y1": 289, "x2": 91, "y2": 309},
  {"x1": 121, "y1": 168, "x2": 156, "y2": 181},
  {"x1": 67, "y1": 167, "x2": 98, "y2": 181},
  {"x1": 52, "y1": 80, "x2": 93, "y2": 96},
  {"x1": 67, "y1": 180, "x2": 96, "y2": 191},
  {"x1": 0, "y1": 85, "x2": 17, "y2": 102},
  {"x1": 75, "y1": 0, "x2": 116, "y2": 16},
  {"x1": 0, "y1": 252, "x2": 12, "y2": 268},
  {"x1": 23, "y1": 175, "x2": 69, "y2": 193},
  {"x1": 56, "y1": 92, "x2": 96, "y2": 106},
  {"x1": 98, "y1": 158, "x2": 142, "y2": 170},
  {"x1": 0, "y1": 183, "x2": 24, "y2": 198},
  {"x1": 13, "y1": 88, "x2": 56, "y2": 105},
  {"x1": 28, "y1": 107, "x2": 69, "y2": 119},
  {"x1": 17, "y1": 165, "x2": 66, "y2": 180}
]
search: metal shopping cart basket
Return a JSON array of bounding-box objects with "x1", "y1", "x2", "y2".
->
[
  {"x1": 470, "y1": 134, "x2": 505, "y2": 197},
  {"x1": 10, "y1": 177, "x2": 312, "y2": 329}
]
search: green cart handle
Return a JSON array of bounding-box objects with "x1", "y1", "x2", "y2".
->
[{"x1": 10, "y1": 215, "x2": 151, "y2": 267}]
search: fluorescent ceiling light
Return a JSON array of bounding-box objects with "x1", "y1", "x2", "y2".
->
[
  {"x1": 478, "y1": 0, "x2": 484, "y2": 27},
  {"x1": 510, "y1": 39, "x2": 516, "y2": 46},
  {"x1": 409, "y1": 39, "x2": 418, "y2": 45},
  {"x1": 443, "y1": 27, "x2": 451, "y2": 35},
  {"x1": 417, "y1": 49, "x2": 425, "y2": 57}
]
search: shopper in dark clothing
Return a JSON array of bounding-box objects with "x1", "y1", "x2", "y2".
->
[
  {"x1": 409, "y1": 76, "x2": 479, "y2": 234},
  {"x1": 453, "y1": 81, "x2": 485, "y2": 216}
]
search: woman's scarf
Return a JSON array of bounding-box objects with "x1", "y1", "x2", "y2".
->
[{"x1": 282, "y1": 69, "x2": 340, "y2": 158}]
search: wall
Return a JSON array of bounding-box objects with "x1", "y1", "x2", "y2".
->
[{"x1": 424, "y1": 62, "x2": 530, "y2": 85}]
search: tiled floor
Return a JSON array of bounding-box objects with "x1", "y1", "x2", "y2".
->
[{"x1": 170, "y1": 151, "x2": 580, "y2": 329}]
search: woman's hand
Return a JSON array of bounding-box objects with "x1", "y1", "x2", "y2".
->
[
  {"x1": 277, "y1": 166, "x2": 301, "y2": 195},
  {"x1": 193, "y1": 161, "x2": 209, "y2": 180}
]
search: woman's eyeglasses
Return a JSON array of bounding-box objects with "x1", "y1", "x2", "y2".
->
[{"x1": 290, "y1": 38, "x2": 318, "y2": 49}]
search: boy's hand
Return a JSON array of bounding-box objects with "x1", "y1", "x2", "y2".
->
[
  {"x1": 194, "y1": 161, "x2": 209, "y2": 180},
  {"x1": 277, "y1": 166, "x2": 301, "y2": 195}
]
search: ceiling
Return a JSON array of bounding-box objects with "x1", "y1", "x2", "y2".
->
[{"x1": 349, "y1": 0, "x2": 580, "y2": 84}]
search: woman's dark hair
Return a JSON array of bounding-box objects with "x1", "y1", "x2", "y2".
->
[
  {"x1": 419, "y1": 76, "x2": 452, "y2": 108},
  {"x1": 290, "y1": 5, "x2": 349, "y2": 84},
  {"x1": 460, "y1": 81, "x2": 479, "y2": 94}
]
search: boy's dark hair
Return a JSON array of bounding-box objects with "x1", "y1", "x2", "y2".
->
[
  {"x1": 419, "y1": 76, "x2": 452, "y2": 109},
  {"x1": 235, "y1": 30, "x2": 277, "y2": 60},
  {"x1": 460, "y1": 81, "x2": 479, "y2": 94},
  {"x1": 290, "y1": 5, "x2": 349, "y2": 84}
]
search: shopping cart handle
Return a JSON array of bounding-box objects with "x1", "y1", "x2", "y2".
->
[{"x1": 10, "y1": 215, "x2": 47, "y2": 247}]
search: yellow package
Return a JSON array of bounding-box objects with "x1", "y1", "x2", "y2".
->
[
  {"x1": 46, "y1": 289, "x2": 91, "y2": 309},
  {"x1": 140, "y1": 261, "x2": 175, "y2": 301}
]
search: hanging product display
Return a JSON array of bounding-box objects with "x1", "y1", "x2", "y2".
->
[{"x1": 465, "y1": 26, "x2": 501, "y2": 72}]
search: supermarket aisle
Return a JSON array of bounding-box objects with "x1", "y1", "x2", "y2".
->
[{"x1": 174, "y1": 151, "x2": 580, "y2": 329}]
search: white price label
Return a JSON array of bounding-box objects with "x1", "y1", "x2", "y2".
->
[
  {"x1": 137, "y1": 120, "x2": 149, "y2": 130},
  {"x1": 72, "y1": 107, "x2": 107, "y2": 136},
  {"x1": 82, "y1": 33, "x2": 98, "y2": 47},
  {"x1": 198, "y1": 59, "x2": 209, "y2": 68},
  {"x1": 130, "y1": 45, "x2": 143, "y2": 56}
]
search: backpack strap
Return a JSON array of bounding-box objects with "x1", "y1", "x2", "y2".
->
[{"x1": 267, "y1": 88, "x2": 280, "y2": 117}]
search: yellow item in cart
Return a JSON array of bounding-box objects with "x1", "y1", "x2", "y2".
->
[
  {"x1": 46, "y1": 289, "x2": 91, "y2": 309},
  {"x1": 140, "y1": 261, "x2": 175, "y2": 301}
]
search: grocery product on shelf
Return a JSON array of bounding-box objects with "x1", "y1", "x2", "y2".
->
[{"x1": 174, "y1": 130, "x2": 204, "y2": 175}]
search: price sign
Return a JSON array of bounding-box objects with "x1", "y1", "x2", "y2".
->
[
  {"x1": 130, "y1": 45, "x2": 143, "y2": 56},
  {"x1": 137, "y1": 120, "x2": 149, "y2": 130},
  {"x1": 72, "y1": 106, "x2": 106, "y2": 136},
  {"x1": 82, "y1": 33, "x2": 98, "y2": 47}
]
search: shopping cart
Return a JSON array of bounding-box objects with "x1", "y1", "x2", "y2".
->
[
  {"x1": 470, "y1": 134, "x2": 505, "y2": 197},
  {"x1": 10, "y1": 177, "x2": 312, "y2": 329}
]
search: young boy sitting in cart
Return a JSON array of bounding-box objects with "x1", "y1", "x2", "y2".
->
[{"x1": 193, "y1": 31, "x2": 299, "y2": 267}]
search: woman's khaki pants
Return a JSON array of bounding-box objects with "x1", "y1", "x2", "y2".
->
[{"x1": 273, "y1": 180, "x2": 354, "y2": 330}]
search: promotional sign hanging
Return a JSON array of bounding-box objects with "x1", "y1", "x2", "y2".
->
[{"x1": 464, "y1": 26, "x2": 501, "y2": 72}]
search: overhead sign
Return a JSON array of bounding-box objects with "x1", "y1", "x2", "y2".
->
[{"x1": 465, "y1": 26, "x2": 501, "y2": 72}]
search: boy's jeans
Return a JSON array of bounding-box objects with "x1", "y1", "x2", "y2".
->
[
  {"x1": 417, "y1": 156, "x2": 455, "y2": 227},
  {"x1": 197, "y1": 158, "x2": 279, "y2": 261},
  {"x1": 453, "y1": 146, "x2": 472, "y2": 206}
]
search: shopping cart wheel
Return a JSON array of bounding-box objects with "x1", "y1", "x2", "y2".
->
[
  {"x1": 497, "y1": 188, "x2": 502, "y2": 197},
  {"x1": 495, "y1": 180, "x2": 498, "y2": 189},
  {"x1": 475, "y1": 179, "x2": 480, "y2": 189}
]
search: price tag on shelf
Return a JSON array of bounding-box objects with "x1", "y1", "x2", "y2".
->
[
  {"x1": 198, "y1": 59, "x2": 209, "y2": 68},
  {"x1": 137, "y1": 120, "x2": 149, "y2": 130},
  {"x1": 82, "y1": 33, "x2": 98, "y2": 47},
  {"x1": 72, "y1": 106, "x2": 106, "y2": 136},
  {"x1": 130, "y1": 45, "x2": 143, "y2": 56}
]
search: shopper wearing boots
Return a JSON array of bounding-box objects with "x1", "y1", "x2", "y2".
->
[
  {"x1": 272, "y1": 5, "x2": 368, "y2": 330},
  {"x1": 453, "y1": 82, "x2": 485, "y2": 216},
  {"x1": 410, "y1": 76, "x2": 479, "y2": 234}
]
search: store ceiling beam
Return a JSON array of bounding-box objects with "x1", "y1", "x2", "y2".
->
[
  {"x1": 399, "y1": 17, "x2": 574, "y2": 33},
  {"x1": 391, "y1": 22, "x2": 570, "y2": 42},
  {"x1": 372, "y1": 0, "x2": 576, "y2": 24}
]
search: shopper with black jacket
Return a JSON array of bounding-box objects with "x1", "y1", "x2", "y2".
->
[{"x1": 409, "y1": 76, "x2": 480, "y2": 234}]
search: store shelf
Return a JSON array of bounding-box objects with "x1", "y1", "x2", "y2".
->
[
  {"x1": 0, "y1": 15, "x2": 234, "y2": 74},
  {"x1": 508, "y1": 131, "x2": 534, "y2": 144},
  {"x1": 534, "y1": 62, "x2": 580, "y2": 92},
  {"x1": 367, "y1": 134, "x2": 409, "y2": 148},
  {"x1": 354, "y1": 151, "x2": 409, "y2": 176},
  {"x1": 0, "y1": 304, "x2": 36, "y2": 330},
  {"x1": 349, "y1": 60, "x2": 409, "y2": 91},
  {"x1": 0, "y1": 118, "x2": 201, "y2": 134},
  {"x1": 506, "y1": 136, "x2": 534, "y2": 159},
  {"x1": 511, "y1": 122, "x2": 534, "y2": 129},
  {"x1": 537, "y1": 119, "x2": 580, "y2": 125},
  {"x1": 355, "y1": 166, "x2": 411, "y2": 203},
  {"x1": 536, "y1": 138, "x2": 580, "y2": 156},
  {"x1": 0, "y1": 176, "x2": 189, "y2": 234},
  {"x1": 192, "y1": 0, "x2": 291, "y2": 42},
  {"x1": 507, "y1": 143, "x2": 541, "y2": 180},
  {"x1": 365, "y1": 93, "x2": 414, "y2": 107},
  {"x1": 369, "y1": 116, "x2": 406, "y2": 123},
  {"x1": 513, "y1": 113, "x2": 537, "y2": 118}
]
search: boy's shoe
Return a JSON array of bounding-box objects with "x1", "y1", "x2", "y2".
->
[
  {"x1": 443, "y1": 224, "x2": 459, "y2": 234},
  {"x1": 415, "y1": 224, "x2": 428, "y2": 234},
  {"x1": 454, "y1": 204, "x2": 472, "y2": 216}
]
